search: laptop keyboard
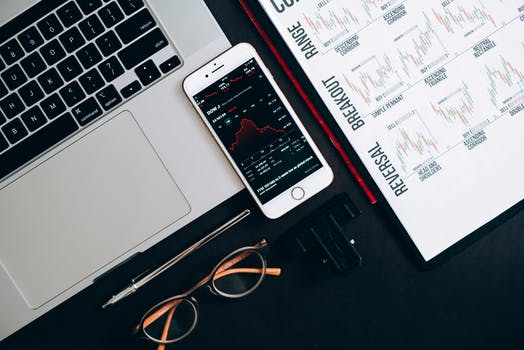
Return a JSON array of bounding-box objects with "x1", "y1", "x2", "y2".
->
[{"x1": 0, "y1": 0, "x2": 182, "y2": 180}]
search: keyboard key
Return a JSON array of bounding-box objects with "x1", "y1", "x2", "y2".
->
[
  {"x1": 115, "y1": 8, "x2": 155, "y2": 44},
  {"x1": 159, "y1": 55, "x2": 181, "y2": 74},
  {"x1": 37, "y1": 13, "x2": 64, "y2": 40},
  {"x1": 21, "y1": 106, "x2": 47, "y2": 131},
  {"x1": 20, "y1": 52, "x2": 46, "y2": 78},
  {"x1": 135, "y1": 59, "x2": 160, "y2": 86},
  {"x1": 40, "y1": 93, "x2": 66, "y2": 119},
  {"x1": 120, "y1": 80, "x2": 140, "y2": 98},
  {"x1": 59, "y1": 27, "x2": 86, "y2": 53},
  {"x1": 0, "y1": 133, "x2": 7, "y2": 153},
  {"x1": 17, "y1": 27, "x2": 44, "y2": 53},
  {"x1": 0, "y1": 110, "x2": 5, "y2": 125},
  {"x1": 96, "y1": 84, "x2": 121, "y2": 110},
  {"x1": 0, "y1": 80, "x2": 7, "y2": 99},
  {"x1": 0, "y1": 1, "x2": 63, "y2": 45},
  {"x1": 0, "y1": 58, "x2": 4, "y2": 72},
  {"x1": 40, "y1": 39, "x2": 66, "y2": 66},
  {"x1": 57, "y1": 56, "x2": 83, "y2": 82},
  {"x1": 79, "y1": 68, "x2": 105, "y2": 94},
  {"x1": 19, "y1": 81, "x2": 45, "y2": 106},
  {"x1": 117, "y1": 0, "x2": 144, "y2": 15},
  {"x1": 118, "y1": 28, "x2": 168, "y2": 70},
  {"x1": 72, "y1": 97, "x2": 102, "y2": 125},
  {"x1": 2, "y1": 118, "x2": 28, "y2": 144},
  {"x1": 98, "y1": 2, "x2": 124, "y2": 28},
  {"x1": 79, "y1": 14, "x2": 105, "y2": 41},
  {"x1": 0, "y1": 113, "x2": 79, "y2": 180},
  {"x1": 37, "y1": 68, "x2": 64, "y2": 94},
  {"x1": 98, "y1": 56, "x2": 124, "y2": 82},
  {"x1": 60, "y1": 81, "x2": 86, "y2": 107},
  {"x1": 95, "y1": 31, "x2": 122, "y2": 57},
  {"x1": 57, "y1": 2, "x2": 83, "y2": 27},
  {"x1": 2, "y1": 65, "x2": 28, "y2": 91},
  {"x1": 76, "y1": 0, "x2": 103, "y2": 15},
  {"x1": 77, "y1": 43, "x2": 103, "y2": 69},
  {"x1": 0, "y1": 39, "x2": 25, "y2": 65},
  {"x1": 0, "y1": 93, "x2": 25, "y2": 119}
]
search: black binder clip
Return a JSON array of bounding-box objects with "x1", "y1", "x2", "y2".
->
[{"x1": 279, "y1": 193, "x2": 362, "y2": 275}]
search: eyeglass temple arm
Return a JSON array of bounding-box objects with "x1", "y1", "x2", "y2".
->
[
  {"x1": 156, "y1": 307, "x2": 177, "y2": 350},
  {"x1": 214, "y1": 267, "x2": 281, "y2": 279}
]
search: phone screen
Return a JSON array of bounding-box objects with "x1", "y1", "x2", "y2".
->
[{"x1": 192, "y1": 58, "x2": 323, "y2": 204}]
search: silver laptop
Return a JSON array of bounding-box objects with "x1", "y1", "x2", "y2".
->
[{"x1": 0, "y1": 0, "x2": 242, "y2": 340}]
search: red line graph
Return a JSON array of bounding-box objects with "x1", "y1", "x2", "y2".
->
[{"x1": 229, "y1": 118, "x2": 285, "y2": 152}]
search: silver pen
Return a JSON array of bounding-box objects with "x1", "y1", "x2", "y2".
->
[{"x1": 102, "y1": 209, "x2": 251, "y2": 308}]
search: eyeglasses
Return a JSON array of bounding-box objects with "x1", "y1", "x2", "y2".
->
[{"x1": 134, "y1": 239, "x2": 281, "y2": 346}]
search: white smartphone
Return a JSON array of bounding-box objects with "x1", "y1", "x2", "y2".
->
[{"x1": 183, "y1": 43, "x2": 333, "y2": 219}]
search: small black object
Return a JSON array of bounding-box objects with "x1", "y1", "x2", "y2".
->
[
  {"x1": 118, "y1": 28, "x2": 167, "y2": 69},
  {"x1": 96, "y1": 84, "x2": 122, "y2": 111},
  {"x1": 279, "y1": 193, "x2": 362, "y2": 275},
  {"x1": 159, "y1": 55, "x2": 181, "y2": 74},
  {"x1": 72, "y1": 97, "x2": 102, "y2": 126},
  {"x1": 134, "y1": 59, "x2": 161, "y2": 86},
  {"x1": 120, "y1": 80, "x2": 141, "y2": 98}
]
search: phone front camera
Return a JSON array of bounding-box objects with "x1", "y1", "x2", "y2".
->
[{"x1": 205, "y1": 74, "x2": 209, "y2": 78}]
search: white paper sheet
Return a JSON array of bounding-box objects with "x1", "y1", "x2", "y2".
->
[{"x1": 258, "y1": 0, "x2": 524, "y2": 261}]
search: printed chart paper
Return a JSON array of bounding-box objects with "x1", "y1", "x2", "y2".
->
[{"x1": 258, "y1": 0, "x2": 524, "y2": 260}]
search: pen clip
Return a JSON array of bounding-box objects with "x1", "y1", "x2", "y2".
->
[{"x1": 132, "y1": 269, "x2": 150, "y2": 284}]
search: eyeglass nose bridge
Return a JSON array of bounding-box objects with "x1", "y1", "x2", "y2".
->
[{"x1": 206, "y1": 284, "x2": 218, "y2": 295}]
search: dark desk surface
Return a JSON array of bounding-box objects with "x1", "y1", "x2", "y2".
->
[{"x1": 2, "y1": 1, "x2": 524, "y2": 349}]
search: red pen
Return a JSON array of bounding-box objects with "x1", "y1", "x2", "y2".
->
[{"x1": 238, "y1": 0, "x2": 377, "y2": 204}]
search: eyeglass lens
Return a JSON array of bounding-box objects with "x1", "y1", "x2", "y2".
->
[
  {"x1": 142, "y1": 298, "x2": 198, "y2": 343},
  {"x1": 212, "y1": 249, "x2": 265, "y2": 297}
]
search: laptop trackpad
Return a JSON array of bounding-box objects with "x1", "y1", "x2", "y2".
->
[{"x1": 0, "y1": 111, "x2": 191, "y2": 309}]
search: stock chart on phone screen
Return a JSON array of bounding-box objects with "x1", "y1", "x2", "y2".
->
[{"x1": 193, "y1": 58, "x2": 322, "y2": 203}]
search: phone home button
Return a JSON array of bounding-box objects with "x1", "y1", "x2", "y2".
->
[{"x1": 291, "y1": 187, "x2": 305, "y2": 200}]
